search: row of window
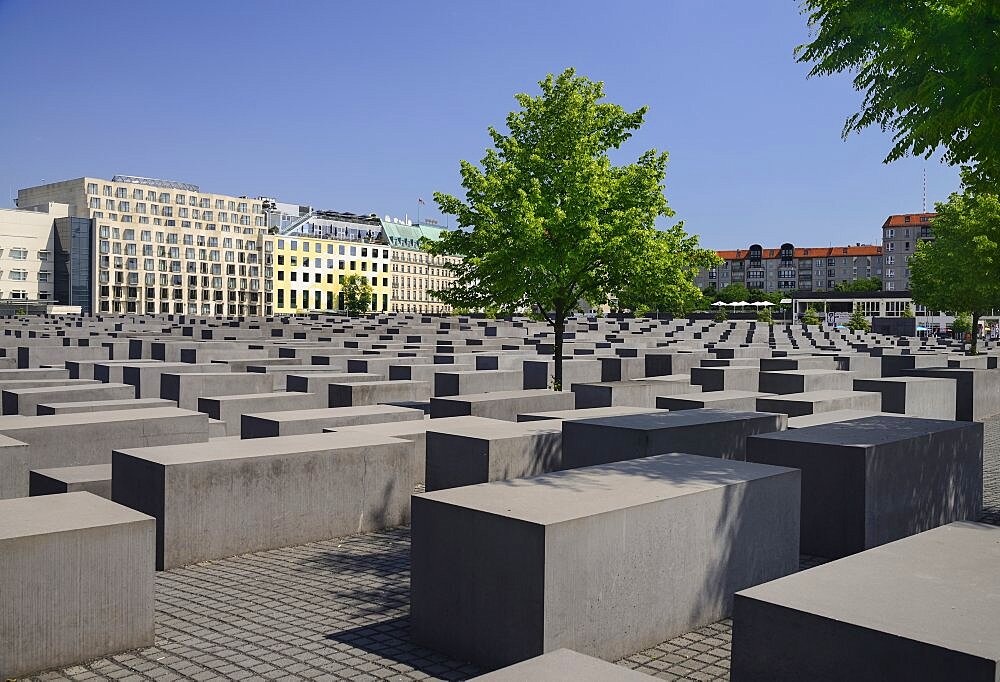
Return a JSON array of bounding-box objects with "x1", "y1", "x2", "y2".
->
[{"x1": 87, "y1": 183, "x2": 258, "y2": 213}]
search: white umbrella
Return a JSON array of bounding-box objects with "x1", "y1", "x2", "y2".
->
[
  {"x1": 754, "y1": 301, "x2": 774, "y2": 307},
  {"x1": 711, "y1": 301, "x2": 726, "y2": 307}
]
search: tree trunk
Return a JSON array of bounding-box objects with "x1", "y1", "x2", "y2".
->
[
  {"x1": 553, "y1": 314, "x2": 565, "y2": 391},
  {"x1": 971, "y1": 311, "x2": 980, "y2": 355}
]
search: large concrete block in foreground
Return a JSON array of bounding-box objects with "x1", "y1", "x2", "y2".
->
[
  {"x1": 412, "y1": 453, "x2": 800, "y2": 667},
  {"x1": 430, "y1": 389, "x2": 575, "y2": 421},
  {"x1": 0, "y1": 407, "x2": 209, "y2": 499},
  {"x1": 562, "y1": 409, "x2": 786, "y2": 467},
  {"x1": 470, "y1": 648, "x2": 658, "y2": 681},
  {"x1": 113, "y1": 432, "x2": 413, "y2": 569},
  {"x1": 732, "y1": 522, "x2": 1000, "y2": 681},
  {"x1": 241, "y1": 404, "x2": 424, "y2": 438},
  {"x1": 425, "y1": 419, "x2": 563, "y2": 491},
  {"x1": 0, "y1": 492, "x2": 154, "y2": 679},
  {"x1": 747, "y1": 415, "x2": 982, "y2": 558}
]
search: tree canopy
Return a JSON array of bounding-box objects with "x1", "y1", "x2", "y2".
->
[
  {"x1": 909, "y1": 183, "x2": 1000, "y2": 354},
  {"x1": 833, "y1": 276, "x2": 882, "y2": 293},
  {"x1": 424, "y1": 68, "x2": 718, "y2": 388},
  {"x1": 796, "y1": 0, "x2": 1000, "y2": 192},
  {"x1": 341, "y1": 274, "x2": 373, "y2": 317}
]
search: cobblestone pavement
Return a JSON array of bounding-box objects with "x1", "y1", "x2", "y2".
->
[{"x1": 30, "y1": 417, "x2": 1000, "y2": 682}]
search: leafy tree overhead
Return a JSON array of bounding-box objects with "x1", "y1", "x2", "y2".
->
[
  {"x1": 910, "y1": 184, "x2": 1000, "y2": 354},
  {"x1": 796, "y1": 0, "x2": 1000, "y2": 192},
  {"x1": 341, "y1": 274, "x2": 373, "y2": 317},
  {"x1": 424, "y1": 69, "x2": 719, "y2": 389}
]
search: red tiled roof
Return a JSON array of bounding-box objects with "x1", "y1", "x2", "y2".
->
[
  {"x1": 882, "y1": 212, "x2": 936, "y2": 227},
  {"x1": 716, "y1": 245, "x2": 882, "y2": 261}
]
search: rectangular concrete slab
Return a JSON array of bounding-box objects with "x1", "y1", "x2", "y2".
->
[
  {"x1": 241, "y1": 404, "x2": 425, "y2": 438},
  {"x1": 429, "y1": 389, "x2": 575, "y2": 421},
  {"x1": 0, "y1": 492, "x2": 154, "y2": 679},
  {"x1": 412, "y1": 453, "x2": 800, "y2": 668},
  {"x1": 29, "y1": 463, "x2": 113, "y2": 498},
  {"x1": 470, "y1": 648, "x2": 658, "y2": 681},
  {"x1": 732, "y1": 522, "x2": 1000, "y2": 681}
]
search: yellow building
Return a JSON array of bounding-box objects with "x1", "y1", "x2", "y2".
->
[{"x1": 269, "y1": 209, "x2": 390, "y2": 314}]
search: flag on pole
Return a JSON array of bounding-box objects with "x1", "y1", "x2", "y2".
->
[{"x1": 418, "y1": 197, "x2": 426, "y2": 205}]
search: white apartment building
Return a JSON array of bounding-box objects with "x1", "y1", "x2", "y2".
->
[{"x1": 0, "y1": 203, "x2": 66, "y2": 303}]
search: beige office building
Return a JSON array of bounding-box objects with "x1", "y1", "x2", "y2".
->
[
  {"x1": 17, "y1": 176, "x2": 268, "y2": 316},
  {"x1": 0, "y1": 203, "x2": 67, "y2": 303}
]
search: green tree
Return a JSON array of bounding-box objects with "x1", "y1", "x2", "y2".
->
[
  {"x1": 796, "y1": 0, "x2": 1000, "y2": 192},
  {"x1": 901, "y1": 303, "x2": 915, "y2": 318},
  {"x1": 714, "y1": 306, "x2": 728, "y2": 322},
  {"x1": 909, "y1": 186, "x2": 1000, "y2": 354},
  {"x1": 834, "y1": 276, "x2": 882, "y2": 293},
  {"x1": 756, "y1": 306, "x2": 773, "y2": 325},
  {"x1": 341, "y1": 274, "x2": 372, "y2": 317},
  {"x1": 424, "y1": 69, "x2": 718, "y2": 389},
  {"x1": 951, "y1": 312, "x2": 972, "y2": 336},
  {"x1": 617, "y1": 228, "x2": 720, "y2": 316},
  {"x1": 711, "y1": 283, "x2": 753, "y2": 304},
  {"x1": 846, "y1": 306, "x2": 872, "y2": 332},
  {"x1": 802, "y1": 306, "x2": 822, "y2": 326}
]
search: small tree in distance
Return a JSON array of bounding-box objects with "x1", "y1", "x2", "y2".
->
[
  {"x1": 424, "y1": 69, "x2": 719, "y2": 389},
  {"x1": 846, "y1": 306, "x2": 871, "y2": 332},
  {"x1": 802, "y1": 306, "x2": 822, "y2": 326},
  {"x1": 901, "y1": 303, "x2": 915, "y2": 318},
  {"x1": 342, "y1": 275, "x2": 372, "y2": 317}
]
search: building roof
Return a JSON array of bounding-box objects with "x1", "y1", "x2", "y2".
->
[
  {"x1": 882, "y1": 212, "x2": 936, "y2": 227},
  {"x1": 380, "y1": 221, "x2": 449, "y2": 250},
  {"x1": 715, "y1": 245, "x2": 882, "y2": 261}
]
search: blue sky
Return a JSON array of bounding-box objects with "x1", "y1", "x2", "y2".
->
[{"x1": 0, "y1": 0, "x2": 960, "y2": 249}]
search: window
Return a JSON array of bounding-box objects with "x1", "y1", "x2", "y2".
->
[
  {"x1": 86, "y1": 182, "x2": 98, "y2": 194},
  {"x1": 10, "y1": 270, "x2": 28, "y2": 281},
  {"x1": 9, "y1": 248, "x2": 28, "y2": 260}
]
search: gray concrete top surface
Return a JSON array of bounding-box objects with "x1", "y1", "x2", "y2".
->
[
  {"x1": 517, "y1": 406, "x2": 663, "y2": 421},
  {"x1": 246, "y1": 404, "x2": 423, "y2": 422},
  {"x1": 432, "y1": 389, "x2": 559, "y2": 403},
  {"x1": 572, "y1": 409, "x2": 782, "y2": 431},
  {"x1": 761, "y1": 389, "x2": 880, "y2": 401},
  {"x1": 470, "y1": 648, "x2": 656, "y2": 681},
  {"x1": 758, "y1": 369, "x2": 846, "y2": 376},
  {"x1": 414, "y1": 452, "x2": 798, "y2": 526},
  {"x1": 786, "y1": 409, "x2": 910, "y2": 429},
  {"x1": 0, "y1": 406, "x2": 202, "y2": 429},
  {"x1": 115, "y1": 431, "x2": 411, "y2": 466},
  {"x1": 752, "y1": 414, "x2": 971, "y2": 446},
  {"x1": 737, "y1": 521, "x2": 1000, "y2": 660},
  {"x1": 0, "y1": 490, "x2": 153, "y2": 540},
  {"x1": 30, "y1": 463, "x2": 112, "y2": 484},
  {"x1": 332, "y1": 415, "x2": 539, "y2": 438}
]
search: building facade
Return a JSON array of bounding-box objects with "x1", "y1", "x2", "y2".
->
[
  {"x1": 695, "y1": 243, "x2": 883, "y2": 294},
  {"x1": 0, "y1": 203, "x2": 66, "y2": 304},
  {"x1": 267, "y1": 206, "x2": 391, "y2": 314},
  {"x1": 17, "y1": 176, "x2": 269, "y2": 316},
  {"x1": 381, "y1": 218, "x2": 459, "y2": 314},
  {"x1": 881, "y1": 212, "x2": 935, "y2": 291}
]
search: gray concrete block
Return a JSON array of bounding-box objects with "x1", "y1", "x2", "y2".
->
[
  {"x1": 425, "y1": 419, "x2": 563, "y2": 491},
  {"x1": 691, "y1": 366, "x2": 760, "y2": 392},
  {"x1": 901, "y1": 367, "x2": 1000, "y2": 421},
  {"x1": 284, "y1": 371, "x2": 380, "y2": 396},
  {"x1": 196, "y1": 391, "x2": 324, "y2": 436},
  {"x1": 657, "y1": 390, "x2": 774, "y2": 412},
  {"x1": 516, "y1": 406, "x2": 662, "y2": 422},
  {"x1": 328, "y1": 380, "x2": 431, "y2": 406},
  {"x1": 787, "y1": 409, "x2": 906, "y2": 429},
  {"x1": 29, "y1": 464, "x2": 113, "y2": 498},
  {"x1": 122, "y1": 362, "x2": 223, "y2": 399},
  {"x1": 571, "y1": 381, "x2": 655, "y2": 409},
  {"x1": 430, "y1": 389, "x2": 576, "y2": 421},
  {"x1": 470, "y1": 649, "x2": 658, "y2": 681},
  {"x1": 746, "y1": 416, "x2": 983, "y2": 558},
  {"x1": 412, "y1": 453, "x2": 800, "y2": 667},
  {"x1": 3, "y1": 382, "x2": 136, "y2": 415},
  {"x1": 36, "y1": 398, "x2": 175, "y2": 415},
  {"x1": 562, "y1": 410, "x2": 786, "y2": 466},
  {"x1": 757, "y1": 369, "x2": 853, "y2": 395},
  {"x1": 112, "y1": 432, "x2": 413, "y2": 569},
  {"x1": 0, "y1": 492, "x2": 154, "y2": 679},
  {"x1": 755, "y1": 389, "x2": 882, "y2": 417},
  {"x1": 732, "y1": 522, "x2": 1000, "y2": 681},
  {"x1": 435, "y1": 369, "x2": 523, "y2": 396},
  {"x1": 0, "y1": 408, "x2": 210, "y2": 499},
  {"x1": 852, "y1": 376, "x2": 957, "y2": 419},
  {"x1": 241, "y1": 404, "x2": 425, "y2": 438},
  {"x1": 160, "y1": 371, "x2": 273, "y2": 410}
]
